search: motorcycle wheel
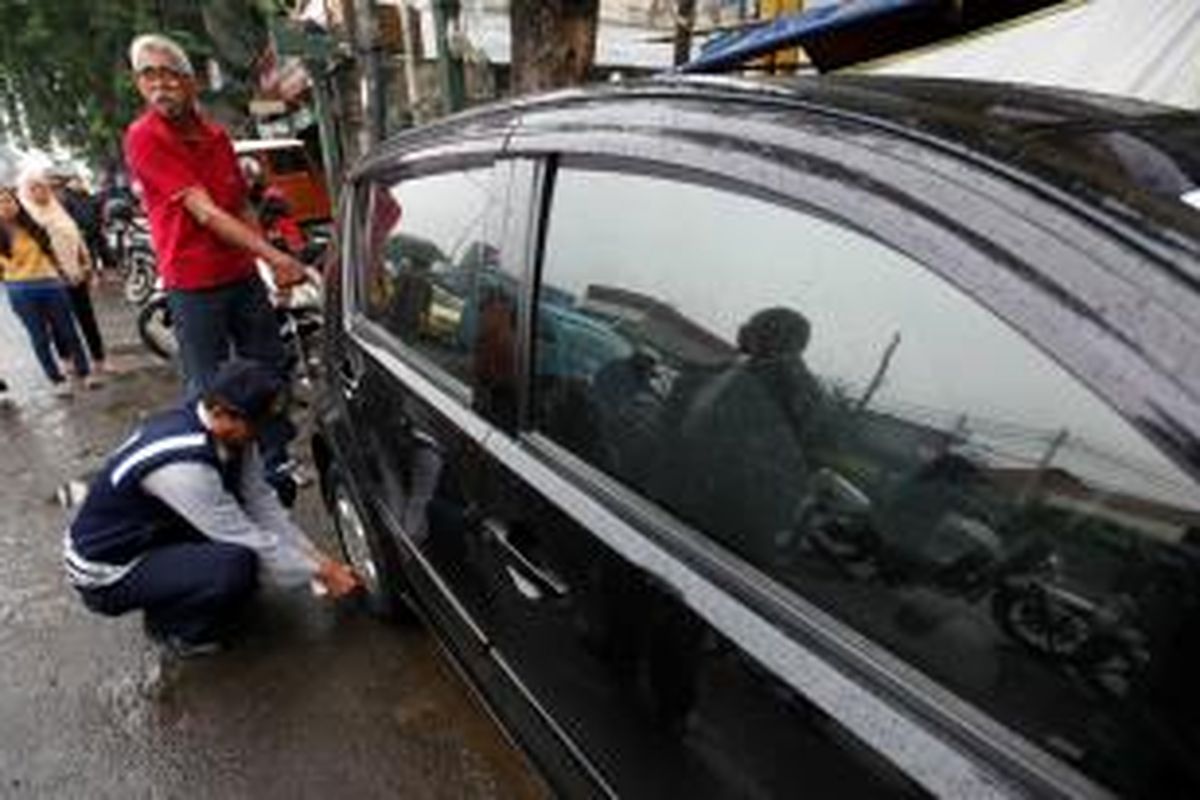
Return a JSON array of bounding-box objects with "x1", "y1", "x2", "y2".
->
[
  {"x1": 123, "y1": 248, "x2": 158, "y2": 305},
  {"x1": 137, "y1": 297, "x2": 177, "y2": 361},
  {"x1": 992, "y1": 584, "x2": 1091, "y2": 658}
]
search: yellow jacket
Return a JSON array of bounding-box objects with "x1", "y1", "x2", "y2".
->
[{"x1": 0, "y1": 228, "x2": 61, "y2": 283}]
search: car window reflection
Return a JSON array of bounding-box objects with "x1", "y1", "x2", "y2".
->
[
  {"x1": 532, "y1": 166, "x2": 1200, "y2": 796},
  {"x1": 360, "y1": 168, "x2": 511, "y2": 391}
]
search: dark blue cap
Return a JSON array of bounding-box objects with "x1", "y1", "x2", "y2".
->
[{"x1": 207, "y1": 359, "x2": 284, "y2": 422}]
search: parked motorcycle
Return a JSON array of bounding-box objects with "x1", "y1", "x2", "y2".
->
[
  {"x1": 787, "y1": 463, "x2": 1019, "y2": 601},
  {"x1": 992, "y1": 557, "x2": 1151, "y2": 698},
  {"x1": 788, "y1": 463, "x2": 1152, "y2": 698},
  {"x1": 102, "y1": 196, "x2": 158, "y2": 305}
]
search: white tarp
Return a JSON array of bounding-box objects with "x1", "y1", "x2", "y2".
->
[{"x1": 863, "y1": 0, "x2": 1200, "y2": 110}]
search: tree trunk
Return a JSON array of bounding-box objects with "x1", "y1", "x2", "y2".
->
[{"x1": 510, "y1": 0, "x2": 600, "y2": 95}]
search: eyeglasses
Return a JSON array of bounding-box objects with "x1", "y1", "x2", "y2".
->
[{"x1": 135, "y1": 65, "x2": 188, "y2": 83}]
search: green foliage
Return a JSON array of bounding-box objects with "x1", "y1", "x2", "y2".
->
[{"x1": 0, "y1": 0, "x2": 274, "y2": 166}]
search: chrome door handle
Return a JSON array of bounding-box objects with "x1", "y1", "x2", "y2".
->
[{"x1": 482, "y1": 518, "x2": 569, "y2": 600}]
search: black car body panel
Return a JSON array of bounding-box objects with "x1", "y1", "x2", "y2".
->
[{"x1": 316, "y1": 75, "x2": 1200, "y2": 799}]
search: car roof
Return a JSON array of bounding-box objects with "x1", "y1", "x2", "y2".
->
[
  {"x1": 384, "y1": 74, "x2": 1200, "y2": 240},
  {"x1": 702, "y1": 74, "x2": 1200, "y2": 213},
  {"x1": 480, "y1": 73, "x2": 1200, "y2": 276},
  {"x1": 365, "y1": 73, "x2": 1200, "y2": 329}
]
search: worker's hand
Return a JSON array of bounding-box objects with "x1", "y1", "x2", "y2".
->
[
  {"x1": 266, "y1": 250, "x2": 308, "y2": 290},
  {"x1": 315, "y1": 558, "x2": 361, "y2": 599}
]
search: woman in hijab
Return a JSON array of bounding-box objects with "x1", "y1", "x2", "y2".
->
[
  {"x1": 18, "y1": 165, "x2": 107, "y2": 373},
  {"x1": 0, "y1": 187, "x2": 92, "y2": 392}
]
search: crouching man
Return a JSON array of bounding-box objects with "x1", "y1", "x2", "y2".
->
[{"x1": 64, "y1": 359, "x2": 359, "y2": 657}]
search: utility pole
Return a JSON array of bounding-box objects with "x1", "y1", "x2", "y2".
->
[
  {"x1": 432, "y1": 0, "x2": 466, "y2": 113},
  {"x1": 397, "y1": 2, "x2": 424, "y2": 124},
  {"x1": 307, "y1": 62, "x2": 344, "y2": 198},
  {"x1": 856, "y1": 332, "x2": 901, "y2": 413},
  {"x1": 346, "y1": 0, "x2": 386, "y2": 150},
  {"x1": 1019, "y1": 428, "x2": 1070, "y2": 506},
  {"x1": 673, "y1": 0, "x2": 698, "y2": 67}
]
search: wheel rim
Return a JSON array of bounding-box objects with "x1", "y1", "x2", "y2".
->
[
  {"x1": 333, "y1": 485, "x2": 380, "y2": 596},
  {"x1": 1008, "y1": 597, "x2": 1090, "y2": 655},
  {"x1": 124, "y1": 254, "x2": 157, "y2": 304},
  {"x1": 125, "y1": 269, "x2": 152, "y2": 303}
]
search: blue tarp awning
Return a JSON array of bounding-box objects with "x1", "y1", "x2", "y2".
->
[{"x1": 679, "y1": 0, "x2": 943, "y2": 74}]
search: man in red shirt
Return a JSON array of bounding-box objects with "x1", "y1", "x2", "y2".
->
[{"x1": 124, "y1": 33, "x2": 308, "y2": 501}]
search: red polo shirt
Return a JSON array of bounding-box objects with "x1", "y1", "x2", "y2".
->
[{"x1": 124, "y1": 109, "x2": 256, "y2": 290}]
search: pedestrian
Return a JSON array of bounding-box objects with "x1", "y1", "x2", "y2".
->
[
  {"x1": 0, "y1": 187, "x2": 93, "y2": 395},
  {"x1": 64, "y1": 359, "x2": 360, "y2": 657},
  {"x1": 18, "y1": 165, "x2": 108, "y2": 374},
  {"x1": 58, "y1": 173, "x2": 114, "y2": 272},
  {"x1": 123, "y1": 33, "x2": 308, "y2": 502}
]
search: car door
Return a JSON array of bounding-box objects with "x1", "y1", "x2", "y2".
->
[
  {"x1": 341, "y1": 149, "x2": 614, "y2": 792},
  {"x1": 339, "y1": 143, "x2": 520, "y2": 673},
  {"x1": 424, "y1": 98, "x2": 1200, "y2": 799}
]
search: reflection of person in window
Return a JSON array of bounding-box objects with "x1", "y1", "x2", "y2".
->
[
  {"x1": 389, "y1": 252, "x2": 434, "y2": 339},
  {"x1": 367, "y1": 189, "x2": 402, "y2": 312},
  {"x1": 664, "y1": 307, "x2": 824, "y2": 564},
  {"x1": 591, "y1": 350, "x2": 665, "y2": 486},
  {"x1": 735, "y1": 307, "x2": 825, "y2": 448},
  {"x1": 474, "y1": 287, "x2": 518, "y2": 424}
]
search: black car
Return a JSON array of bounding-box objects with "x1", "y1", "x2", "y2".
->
[{"x1": 312, "y1": 75, "x2": 1200, "y2": 799}]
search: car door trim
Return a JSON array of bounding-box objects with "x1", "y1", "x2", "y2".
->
[
  {"x1": 368, "y1": 492, "x2": 492, "y2": 646},
  {"x1": 488, "y1": 648, "x2": 620, "y2": 799}
]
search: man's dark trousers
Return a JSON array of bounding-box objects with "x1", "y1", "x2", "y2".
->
[
  {"x1": 167, "y1": 276, "x2": 296, "y2": 495},
  {"x1": 79, "y1": 540, "x2": 258, "y2": 644}
]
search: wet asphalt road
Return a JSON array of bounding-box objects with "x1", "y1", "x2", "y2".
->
[{"x1": 0, "y1": 277, "x2": 545, "y2": 799}]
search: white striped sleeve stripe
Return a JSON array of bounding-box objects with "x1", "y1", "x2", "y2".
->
[
  {"x1": 61, "y1": 531, "x2": 139, "y2": 589},
  {"x1": 110, "y1": 433, "x2": 208, "y2": 488}
]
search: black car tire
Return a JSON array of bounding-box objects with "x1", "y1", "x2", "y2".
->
[{"x1": 325, "y1": 466, "x2": 413, "y2": 622}]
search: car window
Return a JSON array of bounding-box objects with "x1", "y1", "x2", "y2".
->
[
  {"x1": 358, "y1": 166, "x2": 506, "y2": 389},
  {"x1": 531, "y1": 165, "x2": 1200, "y2": 796}
]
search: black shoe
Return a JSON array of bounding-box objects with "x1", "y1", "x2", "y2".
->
[
  {"x1": 161, "y1": 636, "x2": 224, "y2": 660},
  {"x1": 0, "y1": 377, "x2": 8, "y2": 393},
  {"x1": 143, "y1": 617, "x2": 224, "y2": 659}
]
